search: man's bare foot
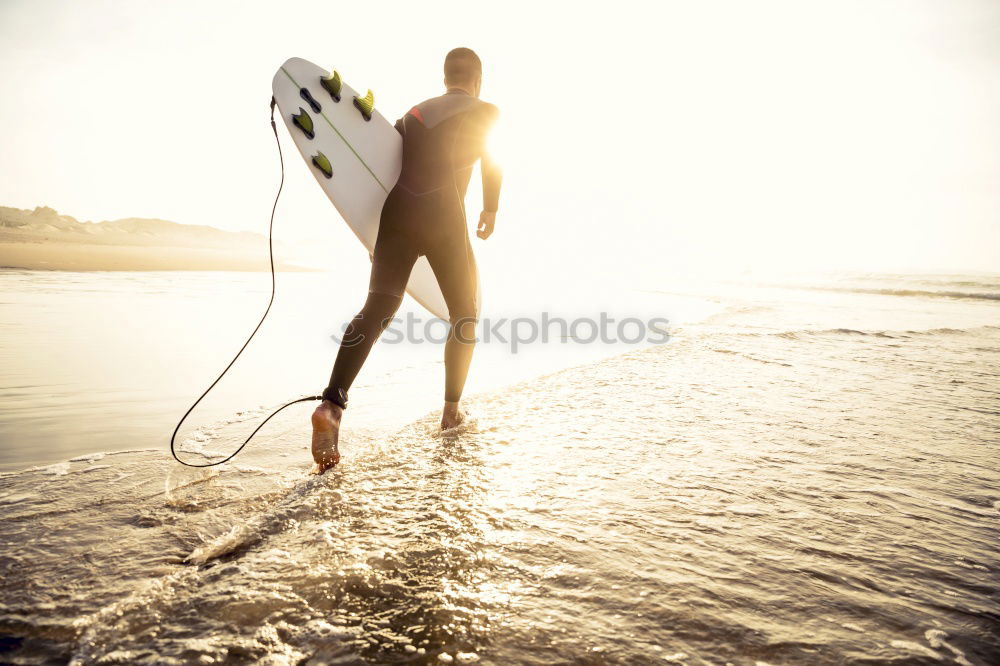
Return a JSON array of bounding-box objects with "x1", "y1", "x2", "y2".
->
[
  {"x1": 441, "y1": 400, "x2": 466, "y2": 430},
  {"x1": 310, "y1": 400, "x2": 343, "y2": 475}
]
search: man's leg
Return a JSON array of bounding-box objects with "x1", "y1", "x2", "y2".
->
[
  {"x1": 311, "y1": 222, "x2": 417, "y2": 473},
  {"x1": 324, "y1": 290, "x2": 406, "y2": 400},
  {"x1": 426, "y1": 231, "x2": 479, "y2": 429}
]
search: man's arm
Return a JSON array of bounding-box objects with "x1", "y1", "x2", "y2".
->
[
  {"x1": 478, "y1": 105, "x2": 502, "y2": 239},
  {"x1": 481, "y1": 152, "x2": 502, "y2": 213}
]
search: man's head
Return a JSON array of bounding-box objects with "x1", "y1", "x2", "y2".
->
[{"x1": 444, "y1": 47, "x2": 482, "y2": 97}]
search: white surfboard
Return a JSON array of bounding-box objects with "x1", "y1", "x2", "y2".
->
[{"x1": 272, "y1": 56, "x2": 463, "y2": 320}]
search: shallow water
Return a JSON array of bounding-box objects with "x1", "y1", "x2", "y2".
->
[
  {"x1": 1, "y1": 270, "x2": 998, "y2": 664},
  {"x1": 0, "y1": 269, "x2": 704, "y2": 472}
]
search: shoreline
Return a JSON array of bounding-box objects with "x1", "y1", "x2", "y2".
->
[{"x1": 0, "y1": 241, "x2": 315, "y2": 272}]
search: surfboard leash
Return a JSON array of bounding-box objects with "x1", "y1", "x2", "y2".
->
[{"x1": 168, "y1": 98, "x2": 322, "y2": 468}]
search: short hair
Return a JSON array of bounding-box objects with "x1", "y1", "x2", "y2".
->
[{"x1": 444, "y1": 47, "x2": 482, "y2": 86}]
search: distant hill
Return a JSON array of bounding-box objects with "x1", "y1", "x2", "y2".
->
[
  {"x1": 0, "y1": 205, "x2": 267, "y2": 249},
  {"x1": 0, "y1": 206, "x2": 308, "y2": 271}
]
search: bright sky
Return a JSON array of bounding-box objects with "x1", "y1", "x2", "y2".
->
[{"x1": 1, "y1": 0, "x2": 998, "y2": 282}]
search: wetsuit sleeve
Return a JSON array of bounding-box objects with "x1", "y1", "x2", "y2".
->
[{"x1": 480, "y1": 105, "x2": 502, "y2": 213}]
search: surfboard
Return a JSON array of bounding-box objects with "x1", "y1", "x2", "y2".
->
[{"x1": 271, "y1": 56, "x2": 461, "y2": 321}]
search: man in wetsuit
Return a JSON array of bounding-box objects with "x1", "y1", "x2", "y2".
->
[{"x1": 310, "y1": 47, "x2": 502, "y2": 474}]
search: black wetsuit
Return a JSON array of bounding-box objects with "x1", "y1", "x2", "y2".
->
[{"x1": 321, "y1": 89, "x2": 501, "y2": 408}]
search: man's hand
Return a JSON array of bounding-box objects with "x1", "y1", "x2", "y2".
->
[{"x1": 477, "y1": 210, "x2": 496, "y2": 240}]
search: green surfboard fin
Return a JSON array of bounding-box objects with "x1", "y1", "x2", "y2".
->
[
  {"x1": 292, "y1": 107, "x2": 315, "y2": 139},
  {"x1": 353, "y1": 89, "x2": 374, "y2": 121},
  {"x1": 311, "y1": 151, "x2": 333, "y2": 179},
  {"x1": 321, "y1": 70, "x2": 343, "y2": 102}
]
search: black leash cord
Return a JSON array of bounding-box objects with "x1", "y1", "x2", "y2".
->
[{"x1": 169, "y1": 98, "x2": 321, "y2": 468}]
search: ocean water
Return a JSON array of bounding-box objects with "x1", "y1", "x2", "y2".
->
[{"x1": 0, "y1": 269, "x2": 998, "y2": 664}]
